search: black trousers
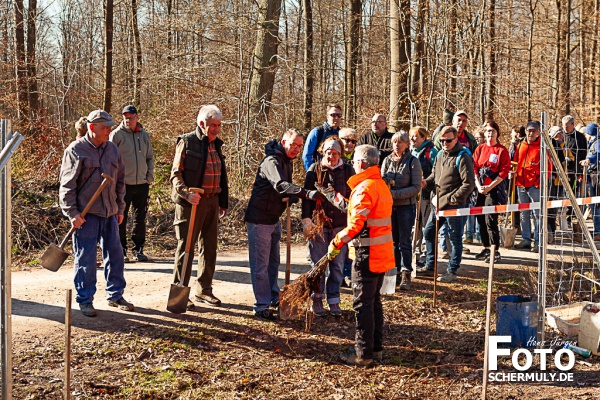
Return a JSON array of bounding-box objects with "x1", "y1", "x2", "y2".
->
[
  {"x1": 119, "y1": 183, "x2": 149, "y2": 253},
  {"x1": 352, "y1": 255, "x2": 384, "y2": 359},
  {"x1": 475, "y1": 190, "x2": 501, "y2": 248}
]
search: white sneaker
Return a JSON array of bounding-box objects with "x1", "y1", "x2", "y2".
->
[{"x1": 437, "y1": 272, "x2": 457, "y2": 283}]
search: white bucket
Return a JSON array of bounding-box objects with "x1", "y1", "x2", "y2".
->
[
  {"x1": 380, "y1": 267, "x2": 397, "y2": 295},
  {"x1": 578, "y1": 303, "x2": 600, "y2": 356}
]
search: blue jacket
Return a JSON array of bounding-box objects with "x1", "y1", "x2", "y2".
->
[{"x1": 301, "y1": 122, "x2": 340, "y2": 171}]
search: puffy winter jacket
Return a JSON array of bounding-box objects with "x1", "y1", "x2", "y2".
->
[{"x1": 380, "y1": 151, "x2": 422, "y2": 206}]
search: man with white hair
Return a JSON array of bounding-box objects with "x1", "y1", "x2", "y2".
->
[
  {"x1": 170, "y1": 105, "x2": 229, "y2": 310},
  {"x1": 562, "y1": 115, "x2": 588, "y2": 222},
  {"x1": 59, "y1": 109, "x2": 132, "y2": 317}
]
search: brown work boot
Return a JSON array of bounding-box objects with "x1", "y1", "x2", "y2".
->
[
  {"x1": 399, "y1": 271, "x2": 411, "y2": 291},
  {"x1": 195, "y1": 294, "x2": 222, "y2": 306},
  {"x1": 339, "y1": 348, "x2": 373, "y2": 368}
]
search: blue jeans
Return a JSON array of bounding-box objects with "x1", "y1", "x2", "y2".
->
[
  {"x1": 73, "y1": 214, "x2": 126, "y2": 305},
  {"x1": 589, "y1": 182, "x2": 600, "y2": 235},
  {"x1": 517, "y1": 186, "x2": 540, "y2": 244},
  {"x1": 439, "y1": 221, "x2": 449, "y2": 251},
  {"x1": 247, "y1": 222, "x2": 281, "y2": 313},
  {"x1": 391, "y1": 204, "x2": 416, "y2": 272},
  {"x1": 424, "y1": 205, "x2": 467, "y2": 274},
  {"x1": 308, "y1": 226, "x2": 346, "y2": 305}
]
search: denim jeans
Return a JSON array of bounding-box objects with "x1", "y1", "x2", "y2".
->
[
  {"x1": 391, "y1": 204, "x2": 416, "y2": 272},
  {"x1": 73, "y1": 214, "x2": 126, "y2": 305},
  {"x1": 308, "y1": 226, "x2": 346, "y2": 305},
  {"x1": 247, "y1": 222, "x2": 281, "y2": 313},
  {"x1": 439, "y1": 221, "x2": 449, "y2": 251},
  {"x1": 424, "y1": 205, "x2": 467, "y2": 274},
  {"x1": 414, "y1": 199, "x2": 431, "y2": 256},
  {"x1": 517, "y1": 186, "x2": 540, "y2": 244}
]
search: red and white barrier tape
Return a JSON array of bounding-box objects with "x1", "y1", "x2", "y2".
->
[{"x1": 437, "y1": 195, "x2": 600, "y2": 217}]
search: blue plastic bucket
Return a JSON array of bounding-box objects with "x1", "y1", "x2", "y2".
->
[{"x1": 496, "y1": 295, "x2": 538, "y2": 347}]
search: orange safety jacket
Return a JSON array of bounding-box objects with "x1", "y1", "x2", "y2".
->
[{"x1": 332, "y1": 165, "x2": 394, "y2": 273}]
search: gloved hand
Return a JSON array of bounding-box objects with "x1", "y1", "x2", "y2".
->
[
  {"x1": 327, "y1": 242, "x2": 340, "y2": 260},
  {"x1": 302, "y1": 218, "x2": 315, "y2": 238},
  {"x1": 306, "y1": 190, "x2": 326, "y2": 202},
  {"x1": 315, "y1": 183, "x2": 348, "y2": 213}
]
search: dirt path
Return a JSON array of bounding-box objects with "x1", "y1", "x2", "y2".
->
[{"x1": 12, "y1": 244, "x2": 309, "y2": 338}]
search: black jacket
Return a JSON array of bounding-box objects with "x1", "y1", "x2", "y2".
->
[
  {"x1": 564, "y1": 129, "x2": 588, "y2": 174},
  {"x1": 357, "y1": 129, "x2": 394, "y2": 166},
  {"x1": 245, "y1": 140, "x2": 307, "y2": 225}
]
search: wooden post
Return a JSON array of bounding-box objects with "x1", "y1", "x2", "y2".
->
[
  {"x1": 433, "y1": 186, "x2": 440, "y2": 306},
  {"x1": 482, "y1": 245, "x2": 497, "y2": 399},
  {"x1": 64, "y1": 289, "x2": 71, "y2": 400}
]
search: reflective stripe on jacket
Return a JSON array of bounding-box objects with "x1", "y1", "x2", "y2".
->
[{"x1": 333, "y1": 165, "x2": 394, "y2": 273}]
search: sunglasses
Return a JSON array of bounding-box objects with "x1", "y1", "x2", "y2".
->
[
  {"x1": 329, "y1": 113, "x2": 343, "y2": 118},
  {"x1": 351, "y1": 159, "x2": 366, "y2": 165},
  {"x1": 439, "y1": 138, "x2": 455, "y2": 143},
  {"x1": 342, "y1": 138, "x2": 357, "y2": 144}
]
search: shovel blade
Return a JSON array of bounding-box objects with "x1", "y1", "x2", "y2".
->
[
  {"x1": 380, "y1": 267, "x2": 397, "y2": 295},
  {"x1": 167, "y1": 284, "x2": 190, "y2": 314},
  {"x1": 40, "y1": 243, "x2": 70, "y2": 272}
]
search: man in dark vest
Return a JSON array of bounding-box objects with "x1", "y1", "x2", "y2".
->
[
  {"x1": 170, "y1": 105, "x2": 229, "y2": 310},
  {"x1": 357, "y1": 113, "x2": 394, "y2": 166}
]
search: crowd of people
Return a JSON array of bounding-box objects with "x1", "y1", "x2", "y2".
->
[{"x1": 58, "y1": 103, "x2": 599, "y2": 367}]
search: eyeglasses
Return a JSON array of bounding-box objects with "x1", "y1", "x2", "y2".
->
[
  {"x1": 351, "y1": 159, "x2": 366, "y2": 165},
  {"x1": 439, "y1": 138, "x2": 455, "y2": 144},
  {"x1": 329, "y1": 113, "x2": 342, "y2": 118},
  {"x1": 341, "y1": 138, "x2": 357, "y2": 144}
]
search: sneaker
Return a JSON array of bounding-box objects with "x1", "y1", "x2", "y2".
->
[
  {"x1": 311, "y1": 299, "x2": 327, "y2": 316},
  {"x1": 108, "y1": 297, "x2": 135, "y2": 311},
  {"x1": 186, "y1": 300, "x2": 195, "y2": 311},
  {"x1": 515, "y1": 240, "x2": 531, "y2": 249},
  {"x1": 463, "y1": 236, "x2": 473, "y2": 244},
  {"x1": 255, "y1": 309, "x2": 277, "y2": 321},
  {"x1": 475, "y1": 248, "x2": 491, "y2": 260},
  {"x1": 195, "y1": 294, "x2": 222, "y2": 306},
  {"x1": 415, "y1": 259, "x2": 425, "y2": 268},
  {"x1": 339, "y1": 348, "x2": 373, "y2": 367},
  {"x1": 416, "y1": 265, "x2": 434, "y2": 277},
  {"x1": 79, "y1": 303, "x2": 97, "y2": 317},
  {"x1": 133, "y1": 250, "x2": 148, "y2": 262},
  {"x1": 270, "y1": 299, "x2": 279, "y2": 309},
  {"x1": 437, "y1": 272, "x2": 457, "y2": 283},
  {"x1": 531, "y1": 244, "x2": 539, "y2": 253},
  {"x1": 441, "y1": 250, "x2": 450, "y2": 260},
  {"x1": 329, "y1": 303, "x2": 342, "y2": 316},
  {"x1": 485, "y1": 251, "x2": 501, "y2": 263},
  {"x1": 399, "y1": 271, "x2": 411, "y2": 290}
]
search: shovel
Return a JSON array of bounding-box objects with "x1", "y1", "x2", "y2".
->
[
  {"x1": 40, "y1": 173, "x2": 114, "y2": 271},
  {"x1": 167, "y1": 187, "x2": 204, "y2": 314},
  {"x1": 500, "y1": 173, "x2": 517, "y2": 249}
]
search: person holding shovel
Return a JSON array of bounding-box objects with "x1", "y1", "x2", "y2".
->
[
  {"x1": 325, "y1": 144, "x2": 394, "y2": 367},
  {"x1": 59, "y1": 109, "x2": 132, "y2": 317},
  {"x1": 302, "y1": 136, "x2": 353, "y2": 316},
  {"x1": 170, "y1": 105, "x2": 229, "y2": 311},
  {"x1": 245, "y1": 129, "x2": 325, "y2": 321},
  {"x1": 472, "y1": 120, "x2": 511, "y2": 264}
]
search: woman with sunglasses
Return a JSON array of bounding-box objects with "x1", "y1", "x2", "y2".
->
[
  {"x1": 381, "y1": 132, "x2": 422, "y2": 290},
  {"x1": 472, "y1": 120, "x2": 511, "y2": 263},
  {"x1": 339, "y1": 128, "x2": 359, "y2": 165},
  {"x1": 409, "y1": 126, "x2": 437, "y2": 265}
]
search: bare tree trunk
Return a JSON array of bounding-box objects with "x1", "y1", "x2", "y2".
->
[
  {"x1": 389, "y1": 0, "x2": 410, "y2": 131},
  {"x1": 594, "y1": 0, "x2": 600, "y2": 121},
  {"x1": 248, "y1": 0, "x2": 282, "y2": 134},
  {"x1": 563, "y1": 0, "x2": 571, "y2": 114},
  {"x1": 412, "y1": 0, "x2": 426, "y2": 96},
  {"x1": 26, "y1": 0, "x2": 39, "y2": 117},
  {"x1": 131, "y1": 0, "x2": 143, "y2": 106},
  {"x1": 526, "y1": 0, "x2": 538, "y2": 120},
  {"x1": 486, "y1": 0, "x2": 497, "y2": 119},
  {"x1": 345, "y1": 0, "x2": 361, "y2": 126},
  {"x1": 302, "y1": 0, "x2": 314, "y2": 131},
  {"x1": 14, "y1": 0, "x2": 27, "y2": 121},
  {"x1": 103, "y1": 0, "x2": 114, "y2": 112},
  {"x1": 553, "y1": 0, "x2": 562, "y2": 112}
]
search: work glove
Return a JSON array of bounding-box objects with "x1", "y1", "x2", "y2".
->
[
  {"x1": 315, "y1": 183, "x2": 348, "y2": 213},
  {"x1": 306, "y1": 190, "x2": 326, "y2": 202},
  {"x1": 327, "y1": 242, "x2": 340, "y2": 260}
]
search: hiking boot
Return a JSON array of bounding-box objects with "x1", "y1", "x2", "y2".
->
[
  {"x1": 463, "y1": 236, "x2": 473, "y2": 244},
  {"x1": 485, "y1": 251, "x2": 501, "y2": 263},
  {"x1": 373, "y1": 350, "x2": 383, "y2": 360},
  {"x1": 475, "y1": 248, "x2": 491, "y2": 260},
  {"x1": 416, "y1": 265, "x2": 435, "y2": 277},
  {"x1": 195, "y1": 294, "x2": 222, "y2": 306},
  {"x1": 255, "y1": 309, "x2": 277, "y2": 321},
  {"x1": 399, "y1": 271, "x2": 411, "y2": 290},
  {"x1": 531, "y1": 244, "x2": 539, "y2": 253},
  {"x1": 79, "y1": 303, "x2": 97, "y2": 317},
  {"x1": 329, "y1": 303, "x2": 342, "y2": 316},
  {"x1": 441, "y1": 250, "x2": 450, "y2": 260},
  {"x1": 416, "y1": 259, "x2": 425, "y2": 268},
  {"x1": 186, "y1": 300, "x2": 195, "y2": 311},
  {"x1": 270, "y1": 299, "x2": 280, "y2": 309},
  {"x1": 339, "y1": 348, "x2": 373, "y2": 368},
  {"x1": 311, "y1": 299, "x2": 327, "y2": 316},
  {"x1": 133, "y1": 250, "x2": 148, "y2": 262},
  {"x1": 108, "y1": 297, "x2": 135, "y2": 311},
  {"x1": 515, "y1": 240, "x2": 531, "y2": 249},
  {"x1": 437, "y1": 272, "x2": 457, "y2": 283}
]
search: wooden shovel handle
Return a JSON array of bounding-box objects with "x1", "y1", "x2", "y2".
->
[
  {"x1": 59, "y1": 173, "x2": 114, "y2": 249},
  {"x1": 183, "y1": 188, "x2": 204, "y2": 256}
]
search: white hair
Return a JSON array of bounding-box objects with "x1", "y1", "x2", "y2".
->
[
  {"x1": 197, "y1": 105, "x2": 222, "y2": 126},
  {"x1": 354, "y1": 145, "x2": 379, "y2": 166}
]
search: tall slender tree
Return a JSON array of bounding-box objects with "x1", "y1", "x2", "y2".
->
[
  {"x1": 302, "y1": 0, "x2": 314, "y2": 131},
  {"x1": 103, "y1": 0, "x2": 114, "y2": 112}
]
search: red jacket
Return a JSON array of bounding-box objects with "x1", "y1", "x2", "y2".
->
[
  {"x1": 333, "y1": 165, "x2": 394, "y2": 273},
  {"x1": 473, "y1": 142, "x2": 511, "y2": 185},
  {"x1": 514, "y1": 137, "x2": 552, "y2": 188}
]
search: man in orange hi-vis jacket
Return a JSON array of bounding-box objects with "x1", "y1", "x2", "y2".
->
[{"x1": 325, "y1": 144, "x2": 394, "y2": 367}]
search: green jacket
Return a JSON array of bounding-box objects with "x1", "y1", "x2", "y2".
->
[{"x1": 434, "y1": 129, "x2": 478, "y2": 153}]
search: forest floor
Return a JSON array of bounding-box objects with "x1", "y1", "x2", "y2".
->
[{"x1": 7, "y1": 230, "x2": 600, "y2": 399}]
